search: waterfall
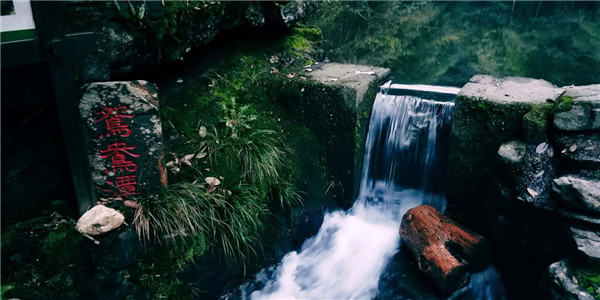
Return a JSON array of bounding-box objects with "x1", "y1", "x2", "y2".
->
[
  {"x1": 236, "y1": 85, "x2": 464, "y2": 299},
  {"x1": 358, "y1": 92, "x2": 454, "y2": 211}
]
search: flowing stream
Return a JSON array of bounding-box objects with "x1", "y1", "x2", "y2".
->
[{"x1": 232, "y1": 85, "x2": 503, "y2": 299}]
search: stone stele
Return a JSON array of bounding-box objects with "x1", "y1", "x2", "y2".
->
[{"x1": 79, "y1": 80, "x2": 167, "y2": 200}]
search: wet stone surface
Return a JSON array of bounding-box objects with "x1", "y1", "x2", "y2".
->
[
  {"x1": 542, "y1": 259, "x2": 596, "y2": 300},
  {"x1": 458, "y1": 75, "x2": 564, "y2": 105},
  {"x1": 306, "y1": 62, "x2": 391, "y2": 108},
  {"x1": 570, "y1": 228, "x2": 600, "y2": 263},
  {"x1": 496, "y1": 141, "x2": 557, "y2": 210},
  {"x1": 79, "y1": 80, "x2": 166, "y2": 200},
  {"x1": 553, "y1": 175, "x2": 600, "y2": 215},
  {"x1": 554, "y1": 134, "x2": 600, "y2": 170}
]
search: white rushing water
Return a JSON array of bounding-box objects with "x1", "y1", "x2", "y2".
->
[{"x1": 248, "y1": 92, "x2": 455, "y2": 299}]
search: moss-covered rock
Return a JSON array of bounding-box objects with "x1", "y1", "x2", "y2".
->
[
  {"x1": 541, "y1": 258, "x2": 598, "y2": 300},
  {"x1": 1, "y1": 215, "x2": 91, "y2": 299},
  {"x1": 553, "y1": 85, "x2": 600, "y2": 132},
  {"x1": 447, "y1": 75, "x2": 564, "y2": 203},
  {"x1": 58, "y1": 1, "x2": 309, "y2": 82},
  {"x1": 303, "y1": 63, "x2": 391, "y2": 204},
  {"x1": 40, "y1": 223, "x2": 86, "y2": 272},
  {"x1": 446, "y1": 75, "x2": 600, "y2": 299},
  {"x1": 523, "y1": 103, "x2": 554, "y2": 144}
]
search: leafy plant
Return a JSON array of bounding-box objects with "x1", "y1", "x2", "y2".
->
[
  {"x1": 575, "y1": 268, "x2": 600, "y2": 299},
  {"x1": 219, "y1": 98, "x2": 258, "y2": 138},
  {"x1": 137, "y1": 23, "x2": 313, "y2": 272},
  {"x1": 113, "y1": 0, "x2": 146, "y2": 22}
]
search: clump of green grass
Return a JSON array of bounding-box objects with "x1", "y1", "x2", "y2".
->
[
  {"x1": 198, "y1": 127, "x2": 288, "y2": 187},
  {"x1": 196, "y1": 98, "x2": 302, "y2": 208},
  {"x1": 268, "y1": 180, "x2": 303, "y2": 211},
  {"x1": 134, "y1": 179, "x2": 268, "y2": 264},
  {"x1": 135, "y1": 99, "x2": 301, "y2": 265}
]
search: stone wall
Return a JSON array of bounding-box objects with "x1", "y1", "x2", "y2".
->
[
  {"x1": 447, "y1": 75, "x2": 599, "y2": 299},
  {"x1": 271, "y1": 63, "x2": 391, "y2": 208}
]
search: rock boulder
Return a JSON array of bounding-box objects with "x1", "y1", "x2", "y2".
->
[
  {"x1": 497, "y1": 140, "x2": 528, "y2": 168},
  {"x1": 554, "y1": 134, "x2": 600, "y2": 170},
  {"x1": 448, "y1": 75, "x2": 564, "y2": 203},
  {"x1": 496, "y1": 140, "x2": 556, "y2": 209},
  {"x1": 76, "y1": 205, "x2": 125, "y2": 235},
  {"x1": 542, "y1": 259, "x2": 595, "y2": 300},
  {"x1": 553, "y1": 175, "x2": 600, "y2": 215},
  {"x1": 570, "y1": 228, "x2": 600, "y2": 264}
]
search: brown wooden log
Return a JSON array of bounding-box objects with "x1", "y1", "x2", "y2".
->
[{"x1": 400, "y1": 205, "x2": 491, "y2": 295}]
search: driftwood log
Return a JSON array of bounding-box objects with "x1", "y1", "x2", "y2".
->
[{"x1": 400, "y1": 205, "x2": 491, "y2": 294}]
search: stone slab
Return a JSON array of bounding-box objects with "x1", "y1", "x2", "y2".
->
[
  {"x1": 553, "y1": 175, "x2": 600, "y2": 215},
  {"x1": 288, "y1": 63, "x2": 390, "y2": 207},
  {"x1": 458, "y1": 75, "x2": 564, "y2": 105},
  {"x1": 570, "y1": 228, "x2": 600, "y2": 262},
  {"x1": 80, "y1": 80, "x2": 167, "y2": 199},
  {"x1": 543, "y1": 259, "x2": 595, "y2": 300},
  {"x1": 554, "y1": 134, "x2": 600, "y2": 169},
  {"x1": 306, "y1": 62, "x2": 391, "y2": 108},
  {"x1": 554, "y1": 84, "x2": 600, "y2": 131},
  {"x1": 561, "y1": 210, "x2": 600, "y2": 229}
]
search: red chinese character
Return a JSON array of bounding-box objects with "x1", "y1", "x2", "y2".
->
[
  {"x1": 100, "y1": 142, "x2": 140, "y2": 173},
  {"x1": 105, "y1": 175, "x2": 140, "y2": 197},
  {"x1": 95, "y1": 106, "x2": 134, "y2": 137},
  {"x1": 116, "y1": 175, "x2": 139, "y2": 196}
]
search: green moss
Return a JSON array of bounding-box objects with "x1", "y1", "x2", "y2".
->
[
  {"x1": 135, "y1": 272, "x2": 189, "y2": 300},
  {"x1": 475, "y1": 100, "x2": 488, "y2": 111},
  {"x1": 283, "y1": 25, "x2": 322, "y2": 65},
  {"x1": 519, "y1": 95, "x2": 574, "y2": 143},
  {"x1": 522, "y1": 103, "x2": 553, "y2": 143},
  {"x1": 1, "y1": 216, "x2": 91, "y2": 299},
  {"x1": 292, "y1": 25, "x2": 323, "y2": 41},
  {"x1": 40, "y1": 223, "x2": 86, "y2": 273},
  {"x1": 1, "y1": 285, "x2": 14, "y2": 298},
  {"x1": 285, "y1": 35, "x2": 313, "y2": 56},
  {"x1": 553, "y1": 95, "x2": 574, "y2": 113}
]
